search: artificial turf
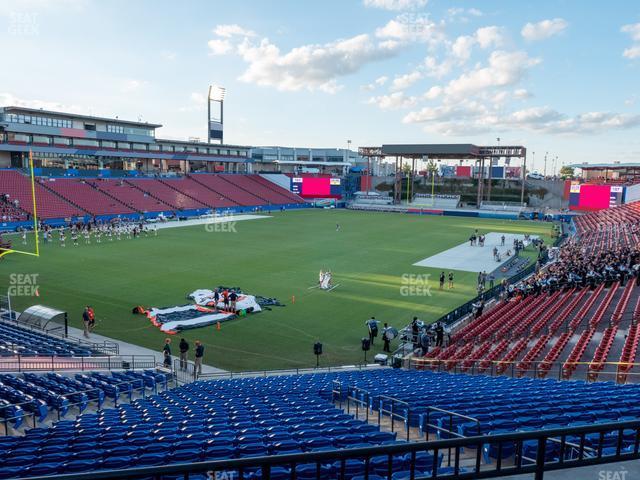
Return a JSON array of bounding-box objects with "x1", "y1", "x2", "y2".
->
[{"x1": 0, "y1": 209, "x2": 552, "y2": 371}]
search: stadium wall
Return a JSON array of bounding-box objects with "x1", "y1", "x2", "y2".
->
[
  {"x1": 0, "y1": 202, "x2": 311, "y2": 232},
  {"x1": 625, "y1": 183, "x2": 640, "y2": 203},
  {"x1": 0, "y1": 152, "x2": 10, "y2": 168}
]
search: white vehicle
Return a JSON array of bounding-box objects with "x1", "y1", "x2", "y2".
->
[{"x1": 527, "y1": 172, "x2": 544, "y2": 180}]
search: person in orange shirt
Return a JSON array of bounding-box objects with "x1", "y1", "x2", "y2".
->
[
  {"x1": 87, "y1": 305, "x2": 96, "y2": 331},
  {"x1": 222, "y1": 289, "x2": 230, "y2": 310}
]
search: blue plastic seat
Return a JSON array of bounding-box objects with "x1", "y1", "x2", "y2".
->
[
  {"x1": 102, "y1": 455, "x2": 135, "y2": 469},
  {"x1": 369, "y1": 454, "x2": 407, "y2": 475},
  {"x1": 26, "y1": 462, "x2": 65, "y2": 476},
  {"x1": 136, "y1": 452, "x2": 166, "y2": 466},
  {"x1": 64, "y1": 459, "x2": 101, "y2": 473},
  {"x1": 3, "y1": 454, "x2": 37, "y2": 467},
  {"x1": 170, "y1": 448, "x2": 202, "y2": 463},
  {"x1": 331, "y1": 459, "x2": 366, "y2": 477}
]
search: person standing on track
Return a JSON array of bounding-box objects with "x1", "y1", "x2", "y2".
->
[
  {"x1": 162, "y1": 338, "x2": 172, "y2": 368},
  {"x1": 229, "y1": 290, "x2": 238, "y2": 312},
  {"x1": 87, "y1": 306, "x2": 95, "y2": 332},
  {"x1": 82, "y1": 307, "x2": 91, "y2": 338},
  {"x1": 179, "y1": 338, "x2": 189, "y2": 371},
  {"x1": 222, "y1": 289, "x2": 230, "y2": 311},
  {"x1": 382, "y1": 323, "x2": 393, "y2": 353},
  {"x1": 194, "y1": 340, "x2": 204, "y2": 377},
  {"x1": 365, "y1": 317, "x2": 378, "y2": 346}
]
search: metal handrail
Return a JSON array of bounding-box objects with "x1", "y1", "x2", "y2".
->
[
  {"x1": 0, "y1": 354, "x2": 156, "y2": 373},
  {"x1": 346, "y1": 385, "x2": 370, "y2": 423},
  {"x1": 197, "y1": 363, "x2": 386, "y2": 380},
  {"x1": 0, "y1": 399, "x2": 38, "y2": 433},
  {"x1": 0, "y1": 318, "x2": 119, "y2": 355},
  {"x1": 54, "y1": 385, "x2": 106, "y2": 421},
  {"x1": 410, "y1": 357, "x2": 640, "y2": 384},
  {"x1": 424, "y1": 406, "x2": 481, "y2": 439},
  {"x1": 19, "y1": 419, "x2": 640, "y2": 480},
  {"x1": 378, "y1": 394, "x2": 411, "y2": 441},
  {"x1": 331, "y1": 379, "x2": 344, "y2": 408}
]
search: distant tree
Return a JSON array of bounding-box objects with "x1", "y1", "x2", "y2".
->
[
  {"x1": 559, "y1": 166, "x2": 575, "y2": 178},
  {"x1": 426, "y1": 159, "x2": 438, "y2": 175}
]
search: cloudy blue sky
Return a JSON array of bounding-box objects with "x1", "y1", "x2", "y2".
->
[{"x1": 1, "y1": 0, "x2": 639, "y2": 172}]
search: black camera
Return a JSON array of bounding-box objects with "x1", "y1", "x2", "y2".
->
[
  {"x1": 361, "y1": 338, "x2": 371, "y2": 351},
  {"x1": 313, "y1": 342, "x2": 323, "y2": 355}
]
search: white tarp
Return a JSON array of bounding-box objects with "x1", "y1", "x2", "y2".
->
[
  {"x1": 187, "y1": 290, "x2": 262, "y2": 312},
  {"x1": 146, "y1": 290, "x2": 263, "y2": 332}
]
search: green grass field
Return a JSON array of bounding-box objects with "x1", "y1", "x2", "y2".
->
[{"x1": 0, "y1": 210, "x2": 552, "y2": 371}]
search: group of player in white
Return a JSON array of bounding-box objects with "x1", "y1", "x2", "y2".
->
[{"x1": 22, "y1": 221, "x2": 158, "y2": 247}]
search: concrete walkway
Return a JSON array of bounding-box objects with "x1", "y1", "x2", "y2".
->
[
  {"x1": 67, "y1": 325, "x2": 227, "y2": 374},
  {"x1": 502, "y1": 459, "x2": 639, "y2": 480}
]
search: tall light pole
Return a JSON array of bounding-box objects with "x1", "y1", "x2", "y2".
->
[
  {"x1": 553, "y1": 155, "x2": 558, "y2": 177},
  {"x1": 207, "y1": 85, "x2": 226, "y2": 144},
  {"x1": 543, "y1": 152, "x2": 548, "y2": 177},
  {"x1": 520, "y1": 151, "x2": 526, "y2": 205}
]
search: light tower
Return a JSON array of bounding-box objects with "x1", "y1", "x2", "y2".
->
[{"x1": 207, "y1": 85, "x2": 226, "y2": 144}]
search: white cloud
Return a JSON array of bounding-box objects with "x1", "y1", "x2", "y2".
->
[
  {"x1": 475, "y1": 26, "x2": 503, "y2": 49},
  {"x1": 513, "y1": 88, "x2": 531, "y2": 99},
  {"x1": 624, "y1": 46, "x2": 640, "y2": 59},
  {"x1": 375, "y1": 15, "x2": 446, "y2": 47},
  {"x1": 0, "y1": 93, "x2": 86, "y2": 113},
  {"x1": 509, "y1": 106, "x2": 563, "y2": 125},
  {"x1": 394, "y1": 45, "x2": 640, "y2": 137},
  {"x1": 621, "y1": 23, "x2": 640, "y2": 59},
  {"x1": 423, "y1": 85, "x2": 442, "y2": 100},
  {"x1": 621, "y1": 23, "x2": 640, "y2": 42},
  {"x1": 214, "y1": 24, "x2": 256, "y2": 38},
  {"x1": 403, "y1": 100, "x2": 488, "y2": 124},
  {"x1": 451, "y1": 35, "x2": 476, "y2": 62},
  {"x1": 208, "y1": 39, "x2": 232, "y2": 55},
  {"x1": 368, "y1": 92, "x2": 418, "y2": 109},
  {"x1": 375, "y1": 76, "x2": 389, "y2": 86},
  {"x1": 423, "y1": 56, "x2": 454, "y2": 78},
  {"x1": 521, "y1": 18, "x2": 568, "y2": 41},
  {"x1": 231, "y1": 34, "x2": 400, "y2": 93},
  {"x1": 443, "y1": 50, "x2": 540, "y2": 100},
  {"x1": 179, "y1": 92, "x2": 207, "y2": 112},
  {"x1": 121, "y1": 79, "x2": 147, "y2": 93},
  {"x1": 361, "y1": 76, "x2": 389, "y2": 91},
  {"x1": 363, "y1": 0, "x2": 427, "y2": 11},
  {"x1": 403, "y1": 100, "x2": 640, "y2": 136},
  {"x1": 391, "y1": 71, "x2": 423, "y2": 91},
  {"x1": 446, "y1": 7, "x2": 483, "y2": 23}
]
